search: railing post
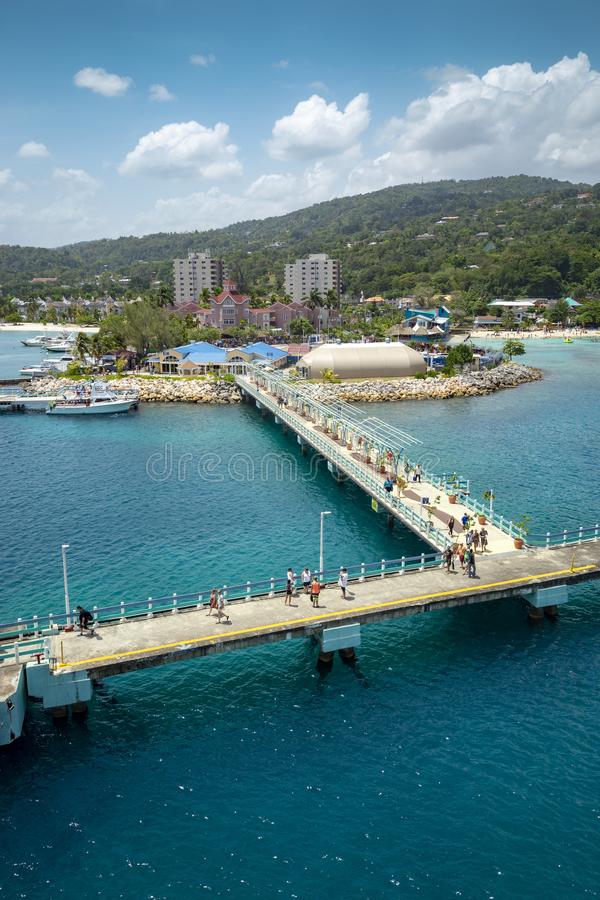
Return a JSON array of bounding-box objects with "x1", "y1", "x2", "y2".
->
[
  {"x1": 246, "y1": 581, "x2": 251, "y2": 600},
  {"x1": 92, "y1": 605, "x2": 98, "y2": 627},
  {"x1": 147, "y1": 597, "x2": 153, "y2": 619},
  {"x1": 563, "y1": 530, "x2": 567, "y2": 547},
  {"x1": 420, "y1": 553, "x2": 425, "y2": 571},
  {"x1": 579, "y1": 526, "x2": 583, "y2": 544},
  {"x1": 48, "y1": 613, "x2": 54, "y2": 631},
  {"x1": 13, "y1": 642, "x2": 20, "y2": 665},
  {"x1": 269, "y1": 577, "x2": 275, "y2": 598},
  {"x1": 223, "y1": 585, "x2": 228, "y2": 600},
  {"x1": 120, "y1": 600, "x2": 126, "y2": 622},
  {"x1": 43, "y1": 637, "x2": 51, "y2": 660},
  {"x1": 172, "y1": 592, "x2": 178, "y2": 614},
  {"x1": 595, "y1": 524, "x2": 599, "y2": 542},
  {"x1": 499, "y1": 515, "x2": 504, "y2": 532},
  {"x1": 401, "y1": 556, "x2": 406, "y2": 575},
  {"x1": 33, "y1": 615, "x2": 39, "y2": 637},
  {"x1": 546, "y1": 532, "x2": 551, "y2": 549},
  {"x1": 360, "y1": 562, "x2": 365, "y2": 582},
  {"x1": 196, "y1": 593, "x2": 203, "y2": 609},
  {"x1": 381, "y1": 559, "x2": 386, "y2": 578},
  {"x1": 508, "y1": 520, "x2": 514, "y2": 537},
  {"x1": 17, "y1": 617, "x2": 24, "y2": 640}
]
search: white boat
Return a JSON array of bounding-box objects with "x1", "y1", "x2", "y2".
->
[
  {"x1": 43, "y1": 331, "x2": 77, "y2": 352},
  {"x1": 46, "y1": 382, "x2": 138, "y2": 415},
  {"x1": 19, "y1": 354, "x2": 77, "y2": 378},
  {"x1": 21, "y1": 335, "x2": 46, "y2": 347}
]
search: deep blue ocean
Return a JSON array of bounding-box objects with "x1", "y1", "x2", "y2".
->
[{"x1": 1, "y1": 336, "x2": 599, "y2": 898}]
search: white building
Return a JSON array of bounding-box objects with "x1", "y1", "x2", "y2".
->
[
  {"x1": 284, "y1": 253, "x2": 341, "y2": 303},
  {"x1": 173, "y1": 251, "x2": 225, "y2": 304},
  {"x1": 488, "y1": 299, "x2": 536, "y2": 324}
]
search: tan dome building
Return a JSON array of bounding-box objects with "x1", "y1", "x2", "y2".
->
[{"x1": 298, "y1": 342, "x2": 426, "y2": 380}]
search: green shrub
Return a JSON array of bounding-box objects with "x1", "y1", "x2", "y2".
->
[
  {"x1": 414, "y1": 371, "x2": 427, "y2": 380},
  {"x1": 426, "y1": 370, "x2": 437, "y2": 378}
]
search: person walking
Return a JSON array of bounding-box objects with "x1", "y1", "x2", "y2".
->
[
  {"x1": 473, "y1": 530, "x2": 480, "y2": 552},
  {"x1": 383, "y1": 477, "x2": 394, "y2": 495},
  {"x1": 310, "y1": 576, "x2": 321, "y2": 608},
  {"x1": 76, "y1": 605, "x2": 94, "y2": 635},
  {"x1": 216, "y1": 590, "x2": 230, "y2": 624},
  {"x1": 338, "y1": 567, "x2": 348, "y2": 598},
  {"x1": 467, "y1": 549, "x2": 477, "y2": 579},
  {"x1": 448, "y1": 516, "x2": 455, "y2": 537},
  {"x1": 458, "y1": 543, "x2": 466, "y2": 571},
  {"x1": 301, "y1": 567, "x2": 311, "y2": 594},
  {"x1": 414, "y1": 463, "x2": 422, "y2": 483},
  {"x1": 465, "y1": 529, "x2": 473, "y2": 550},
  {"x1": 479, "y1": 527, "x2": 488, "y2": 553},
  {"x1": 207, "y1": 588, "x2": 218, "y2": 617},
  {"x1": 444, "y1": 546, "x2": 455, "y2": 572},
  {"x1": 461, "y1": 512, "x2": 469, "y2": 530}
]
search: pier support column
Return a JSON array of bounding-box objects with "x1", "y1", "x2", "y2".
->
[
  {"x1": 387, "y1": 512, "x2": 394, "y2": 529},
  {"x1": 49, "y1": 705, "x2": 68, "y2": 721},
  {"x1": 338, "y1": 647, "x2": 357, "y2": 665},
  {"x1": 526, "y1": 584, "x2": 568, "y2": 622},
  {"x1": 71, "y1": 701, "x2": 89, "y2": 717}
]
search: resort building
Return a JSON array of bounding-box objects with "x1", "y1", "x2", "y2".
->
[
  {"x1": 388, "y1": 306, "x2": 451, "y2": 342},
  {"x1": 297, "y1": 342, "x2": 426, "y2": 380},
  {"x1": 209, "y1": 279, "x2": 251, "y2": 328},
  {"x1": 487, "y1": 299, "x2": 537, "y2": 324},
  {"x1": 173, "y1": 251, "x2": 225, "y2": 304},
  {"x1": 284, "y1": 253, "x2": 341, "y2": 304}
]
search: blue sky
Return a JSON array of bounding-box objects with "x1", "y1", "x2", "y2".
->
[{"x1": 1, "y1": 0, "x2": 600, "y2": 247}]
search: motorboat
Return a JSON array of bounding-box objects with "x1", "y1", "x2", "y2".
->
[
  {"x1": 20, "y1": 335, "x2": 46, "y2": 347},
  {"x1": 19, "y1": 354, "x2": 77, "y2": 378},
  {"x1": 43, "y1": 331, "x2": 77, "y2": 352},
  {"x1": 46, "y1": 381, "x2": 139, "y2": 415}
]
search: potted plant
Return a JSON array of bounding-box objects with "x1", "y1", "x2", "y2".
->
[
  {"x1": 395, "y1": 476, "x2": 407, "y2": 496},
  {"x1": 513, "y1": 515, "x2": 531, "y2": 549},
  {"x1": 447, "y1": 473, "x2": 460, "y2": 504},
  {"x1": 379, "y1": 457, "x2": 386, "y2": 474},
  {"x1": 478, "y1": 513, "x2": 487, "y2": 525}
]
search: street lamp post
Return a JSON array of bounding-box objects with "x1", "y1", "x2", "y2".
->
[
  {"x1": 319, "y1": 511, "x2": 332, "y2": 576},
  {"x1": 61, "y1": 543, "x2": 71, "y2": 624}
]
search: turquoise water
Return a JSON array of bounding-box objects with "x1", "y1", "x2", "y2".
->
[
  {"x1": 0, "y1": 329, "x2": 48, "y2": 379},
  {"x1": 1, "y1": 337, "x2": 599, "y2": 898}
]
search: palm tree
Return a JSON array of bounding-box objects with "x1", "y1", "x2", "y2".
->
[
  {"x1": 89, "y1": 334, "x2": 104, "y2": 367},
  {"x1": 75, "y1": 332, "x2": 90, "y2": 362}
]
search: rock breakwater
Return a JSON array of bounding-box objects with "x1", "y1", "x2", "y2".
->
[
  {"x1": 305, "y1": 363, "x2": 542, "y2": 403},
  {"x1": 24, "y1": 376, "x2": 242, "y2": 404}
]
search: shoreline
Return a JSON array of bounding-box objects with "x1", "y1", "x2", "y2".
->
[
  {"x1": 23, "y1": 363, "x2": 542, "y2": 405},
  {"x1": 0, "y1": 322, "x2": 99, "y2": 333},
  {"x1": 470, "y1": 328, "x2": 600, "y2": 340}
]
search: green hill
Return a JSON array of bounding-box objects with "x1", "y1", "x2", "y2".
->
[{"x1": 2, "y1": 174, "x2": 600, "y2": 300}]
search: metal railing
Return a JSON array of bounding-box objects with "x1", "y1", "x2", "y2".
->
[
  {"x1": 0, "y1": 636, "x2": 48, "y2": 665},
  {"x1": 0, "y1": 551, "x2": 446, "y2": 645},
  {"x1": 527, "y1": 525, "x2": 600, "y2": 548},
  {"x1": 240, "y1": 374, "x2": 451, "y2": 550}
]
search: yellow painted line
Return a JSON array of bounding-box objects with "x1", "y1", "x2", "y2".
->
[{"x1": 56, "y1": 564, "x2": 596, "y2": 671}]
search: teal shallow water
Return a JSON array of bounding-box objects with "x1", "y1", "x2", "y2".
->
[{"x1": 1, "y1": 337, "x2": 599, "y2": 898}]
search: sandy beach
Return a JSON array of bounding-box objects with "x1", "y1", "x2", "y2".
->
[
  {"x1": 0, "y1": 322, "x2": 99, "y2": 333},
  {"x1": 469, "y1": 327, "x2": 600, "y2": 340}
]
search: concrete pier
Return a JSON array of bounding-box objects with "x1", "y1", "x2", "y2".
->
[{"x1": 48, "y1": 543, "x2": 600, "y2": 680}]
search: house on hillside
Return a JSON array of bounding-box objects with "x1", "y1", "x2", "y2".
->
[{"x1": 388, "y1": 305, "x2": 451, "y2": 342}]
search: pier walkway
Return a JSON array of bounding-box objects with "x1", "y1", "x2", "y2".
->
[
  {"x1": 48, "y1": 542, "x2": 600, "y2": 678},
  {"x1": 236, "y1": 369, "x2": 518, "y2": 554}
]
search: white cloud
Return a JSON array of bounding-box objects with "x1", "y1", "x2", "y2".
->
[
  {"x1": 74, "y1": 67, "x2": 132, "y2": 97},
  {"x1": 118, "y1": 120, "x2": 242, "y2": 179},
  {"x1": 267, "y1": 92, "x2": 370, "y2": 160},
  {"x1": 133, "y1": 162, "x2": 343, "y2": 234},
  {"x1": 53, "y1": 167, "x2": 99, "y2": 193},
  {"x1": 0, "y1": 169, "x2": 13, "y2": 188},
  {"x1": 190, "y1": 53, "x2": 215, "y2": 67},
  {"x1": 17, "y1": 141, "x2": 49, "y2": 159},
  {"x1": 273, "y1": 59, "x2": 289, "y2": 69},
  {"x1": 348, "y1": 52, "x2": 600, "y2": 192},
  {"x1": 149, "y1": 83, "x2": 176, "y2": 102},
  {"x1": 308, "y1": 80, "x2": 330, "y2": 93}
]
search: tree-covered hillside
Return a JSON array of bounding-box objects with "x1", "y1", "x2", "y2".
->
[{"x1": 2, "y1": 174, "x2": 599, "y2": 301}]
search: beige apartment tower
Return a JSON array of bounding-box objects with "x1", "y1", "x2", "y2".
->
[
  {"x1": 284, "y1": 253, "x2": 341, "y2": 303},
  {"x1": 174, "y1": 251, "x2": 225, "y2": 304}
]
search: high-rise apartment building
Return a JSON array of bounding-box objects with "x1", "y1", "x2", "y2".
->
[
  {"x1": 173, "y1": 251, "x2": 225, "y2": 304},
  {"x1": 284, "y1": 253, "x2": 341, "y2": 304}
]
